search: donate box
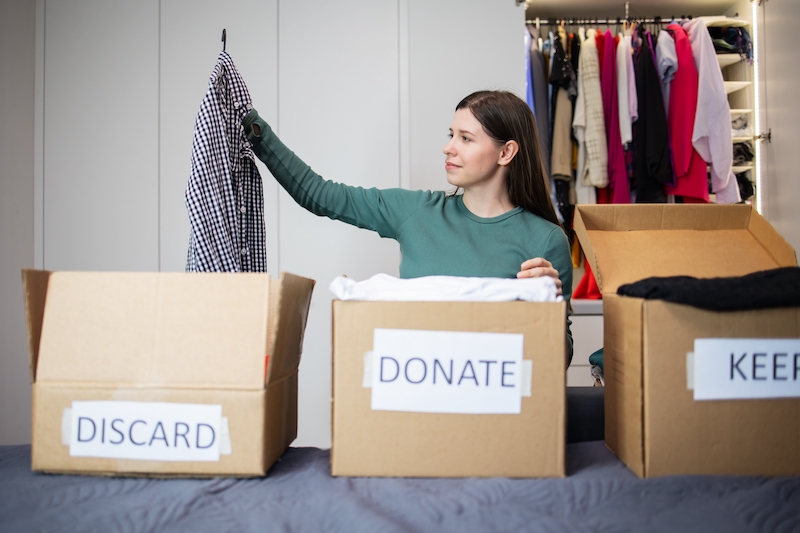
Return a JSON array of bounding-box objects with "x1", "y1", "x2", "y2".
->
[
  {"x1": 22, "y1": 270, "x2": 315, "y2": 477},
  {"x1": 331, "y1": 299, "x2": 567, "y2": 478},
  {"x1": 573, "y1": 204, "x2": 800, "y2": 478}
]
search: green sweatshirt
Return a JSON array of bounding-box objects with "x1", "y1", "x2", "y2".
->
[{"x1": 244, "y1": 110, "x2": 574, "y2": 364}]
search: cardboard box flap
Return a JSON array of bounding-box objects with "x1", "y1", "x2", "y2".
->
[
  {"x1": 21, "y1": 269, "x2": 53, "y2": 383},
  {"x1": 34, "y1": 272, "x2": 273, "y2": 389},
  {"x1": 573, "y1": 204, "x2": 798, "y2": 294},
  {"x1": 266, "y1": 272, "x2": 315, "y2": 386}
]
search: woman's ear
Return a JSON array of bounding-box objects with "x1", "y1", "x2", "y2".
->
[{"x1": 498, "y1": 140, "x2": 519, "y2": 167}]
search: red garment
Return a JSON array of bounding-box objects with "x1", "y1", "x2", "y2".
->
[
  {"x1": 664, "y1": 24, "x2": 709, "y2": 202},
  {"x1": 599, "y1": 30, "x2": 630, "y2": 204},
  {"x1": 573, "y1": 258, "x2": 602, "y2": 300},
  {"x1": 596, "y1": 33, "x2": 606, "y2": 71},
  {"x1": 580, "y1": 31, "x2": 631, "y2": 297}
]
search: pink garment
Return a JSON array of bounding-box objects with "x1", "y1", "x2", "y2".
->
[
  {"x1": 599, "y1": 30, "x2": 630, "y2": 203},
  {"x1": 664, "y1": 24, "x2": 709, "y2": 202}
]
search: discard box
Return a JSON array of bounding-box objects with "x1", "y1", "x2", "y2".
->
[
  {"x1": 573, "y1": 204, "x2": 800, "y2": 478},
  {"x1": 331, "y1": 299, "x2": 567, "y2": 478},
  {"x1": 22, "y1": 270, "x2": 314, "y2": 477}
]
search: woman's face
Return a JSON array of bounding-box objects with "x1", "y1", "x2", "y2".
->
[{"x1": 443, "y1": 108, "x2": 506, "y2": 190}]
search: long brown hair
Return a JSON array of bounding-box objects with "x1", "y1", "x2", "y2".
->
[{"x1": 455, "y1": 90, "x2": 560, "y2": 227}]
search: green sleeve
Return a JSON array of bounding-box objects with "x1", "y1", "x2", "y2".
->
[{"x1": 243, "y1": 109, "x2": 416, "y2": 239}]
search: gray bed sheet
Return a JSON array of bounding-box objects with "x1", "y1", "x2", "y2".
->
[{"x1": 1, "y1": 443, "x2": 799, "y2": 533}]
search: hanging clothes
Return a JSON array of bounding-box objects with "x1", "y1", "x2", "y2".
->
[
  {"x1": 525, "y1": 28, "x2": 536, "y2": 113},
  {"x1": 664, "y1": 23, "x2": 709, "y2": 203},
  {"x1": 683, "y1": 18, "x2": 741, "y2": 204},
  {"x1": 528, "y1": 26, "x2": 551, "y2": 172},
  {"x1": 551, "y1": 86, "x2": 574, "y2": 180},
  {"x1": 634, "y1": 30, "x2": 672, "y2": 203},
  {"x1": 655, "y1": 29, "x2": 678, "y2": 115},
  {"x1": 599, "y1": 30, "x2": 630, "y2": 204},
  {"x1": 185, "y1": 52, "x2": 266, "y2": 272},
  {"x1": 616, "y1": 32, "x2": 637, "y2": 147},
  {"x1": 572, "y1": 52, "x2": 596, "y2": 205},
  {"x1": 573, "y1": 29, "x2": 607, "y2": 191}
]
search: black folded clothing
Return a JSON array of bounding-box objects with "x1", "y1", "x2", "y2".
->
[
  {"x1": 617, "y1": 267, "x2": 800, "y2": 311},
  {"x1": 733, "y1": 141, "x2": 754, "y2": 165}
]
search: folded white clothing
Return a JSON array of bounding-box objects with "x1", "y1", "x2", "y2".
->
[{"x1": 329, "y1": 273, "x2": 562, "y2": 302}]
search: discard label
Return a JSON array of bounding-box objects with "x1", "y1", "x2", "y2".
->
[
  {"x1": 693, "y1": 338, "x2": 800, "y2": 401},
  {"x1": 69, "y1": 401, "x2": 223, "y2": 461},
  {"x1": 370, "y1": 328, "x2": 524, "y2": 414}
]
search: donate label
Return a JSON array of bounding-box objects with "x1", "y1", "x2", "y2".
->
[
  {"x1": 693, "y1": 338, "x2": 800, "y2": 401},
  {"x1": 69, "y1": 401, "x2": 223, "y2": 461},
  {"x1": 370, "y1": 329, "x2": 525, "y2": 414}
]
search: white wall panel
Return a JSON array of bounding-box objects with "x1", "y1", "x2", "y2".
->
[
  {"x1": 43, "y1": 0, "x2": 159, "y2": 271},
  {"x1": 762, "y1": 0, "x2": 800, "y2": 251},
  {"x1": 279, "y1": 0, "x2": 401, "y2": 447},
  {"x1": 0, "y1": 0, "x2": 35, "y2": 445},
  {"x1": 408, "y1": 0, "x2": 526, "y2": 193},
  {"x1": 160, "y1": 0, "x2": 279, "y2": 273}
]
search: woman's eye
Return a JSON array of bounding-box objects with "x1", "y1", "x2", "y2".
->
[{"x1": 462, "y1": 136, "x2": 470, "y2": 142}]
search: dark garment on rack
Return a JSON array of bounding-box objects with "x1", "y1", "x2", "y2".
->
[
  {"x1": 549, "y1": 31, "x2": 577, "y2": 143},
  {"x1": 733, "y1": 141, "x2": 754, "y2": 165},
  {"x1": 736, "y1": 171, "x2": 755, "y2": 200},
  {"x1": 634, "y1": 31, "x2": 672, "y2": 203},
  {"x1": 570, "y1": 33, "x2": 581, "y2": 76},
  {"x1": 550, "y1": 32, "x2": 576, "y2": 96},
  {"x1": 530, "y1": 39, "x2": 551, "y2": 170},
  {"x1": 553, "y1": 179, "x2": 572, "y2": 231},
  {"x1": 569, "y1": 33, "x2": 581, "y2": 143},
  {"x1": 617, "y1": 267, "x2": 800, "y2": 311}
]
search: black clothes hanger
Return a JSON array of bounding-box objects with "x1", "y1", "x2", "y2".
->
[{"x1": 221, "y1": 28, "x2": 227, "y2": 52}]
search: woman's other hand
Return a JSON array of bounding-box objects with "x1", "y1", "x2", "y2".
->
[{"x1": 517, "y1": 257, "x2": 562, "y2": 295}]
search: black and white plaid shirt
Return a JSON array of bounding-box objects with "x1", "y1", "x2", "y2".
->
[{"x1": 185, "y1": 52, "x2": 266, "y2": 272}]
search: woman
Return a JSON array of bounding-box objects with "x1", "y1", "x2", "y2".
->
[{"x1": 244, "y1": 90, "x2": 573, "y2": 363}]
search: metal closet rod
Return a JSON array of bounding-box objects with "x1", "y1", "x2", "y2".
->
[{"x1": 525, "y1": 15, "x2": 693, "y2": 25}]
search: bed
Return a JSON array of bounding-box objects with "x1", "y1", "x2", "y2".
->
[{"x1": 1, "y1": 389, "x2": 798, "y2": 533}]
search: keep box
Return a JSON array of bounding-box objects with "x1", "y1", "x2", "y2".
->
[{"x1": 573, "y1": 204, "x2": 800, "y2": 478}]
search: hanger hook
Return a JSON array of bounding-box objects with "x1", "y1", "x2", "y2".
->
[{"x1": 221, "y1": 28, "x2": 227, "y2": 52}]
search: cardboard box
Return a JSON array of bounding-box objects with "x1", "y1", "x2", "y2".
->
[
  {"x1": 573, "y1": 204, "x2": 800, "y2": 477},
  {"x1": 22, "y1": 270, "x2": 314, "y2": 477},
  {"x1": 331, "y1": 299, "x2": 567, "y2": 478}
]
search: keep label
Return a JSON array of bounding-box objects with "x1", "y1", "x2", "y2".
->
[{"x1": 693, "y1": 338, "x2": 800, "y2": 401}]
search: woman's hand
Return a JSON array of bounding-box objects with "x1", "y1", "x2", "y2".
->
[{"x1": 517, "y1": 257, "x2": 562, "y2": 296}]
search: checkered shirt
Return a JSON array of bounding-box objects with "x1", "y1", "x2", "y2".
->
[{"x1": 185, "y1": 52, "x2": 266, "y2": 272}]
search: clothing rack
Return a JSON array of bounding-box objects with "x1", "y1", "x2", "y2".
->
[
  {"x1": 524, "y1": 1, "x2": 694, "y2": 27},
  {"x1": 525, "y1": 16, "x2": 691, "y2": 26}
]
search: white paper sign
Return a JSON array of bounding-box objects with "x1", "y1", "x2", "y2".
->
[
  {"x1": 370, "y1": 328, "x2": 524, "y2": 414},
  {"x1": 693, "y1": 338, "x2": 800, "y2": 401},
  {"x1": 69, "y1": 401, "x2": 223, "y2": 461}
]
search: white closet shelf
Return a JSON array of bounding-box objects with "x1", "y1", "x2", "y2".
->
[
  {"x1": 701, "y1": 16, "x2": 751, "y2": 28},
  {"x1": 724, "y1": 81, "x2": 752, "y2": 94},
  {"x1": 718, "y1": 54, "x2": 743, "y2": 68},
  {"x1": 730, "y1": 109, "x2": 753, "y2": 115},
  {"x1": 732, "y1": 165, "x2": 754, "y2": 173},
  {"x1": 733, "y1": 136, "x2": 754, "y2": 143}
]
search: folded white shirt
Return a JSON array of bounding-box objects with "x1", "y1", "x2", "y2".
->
[{"x1": 329, "y1": 273, "x2": 562, "y2": 302}]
